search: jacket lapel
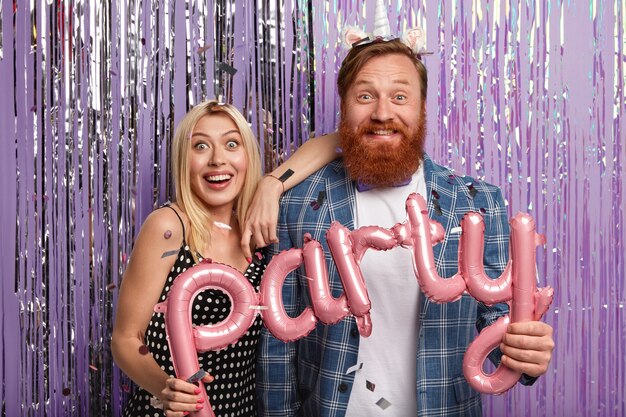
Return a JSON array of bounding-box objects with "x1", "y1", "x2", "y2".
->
[
  {"x1": 424, "y1": 155, "x2": 460, "y2": 259},
  {"x1": 326, "y1": 161, "x2": 356, "y2": 230}
]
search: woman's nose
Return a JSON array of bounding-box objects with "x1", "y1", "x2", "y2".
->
[{"x1": 209, "y1": 147, "x2": 225, "y2": 166}]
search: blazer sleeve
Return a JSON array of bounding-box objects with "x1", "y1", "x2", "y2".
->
[{"x1": 256, "y1": 196, "x2": 302, "y2": 416}]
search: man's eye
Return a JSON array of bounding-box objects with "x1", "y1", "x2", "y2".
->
[
  {"x1": 395, "y1": 95, "x2": 407, "y2": 101},
  {"x1": 358, "y1": 94, "x2": 372, "y2": 100}
]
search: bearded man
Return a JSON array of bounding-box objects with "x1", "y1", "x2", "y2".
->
[{"x1": 256, "y1": 39, "x2": 553, "y2": 417}]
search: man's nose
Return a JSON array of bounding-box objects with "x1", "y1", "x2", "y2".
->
[{"x1": 371, "y1": 99, "x2": 394, "y2": 122}]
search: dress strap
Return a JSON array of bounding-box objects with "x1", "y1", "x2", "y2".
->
[{"x1": 163, "y1": 204, "x2": 187, "y2": 244}]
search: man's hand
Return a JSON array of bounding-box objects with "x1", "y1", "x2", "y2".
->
[
  {"x1": 240, "y1": 175, "x2": 284, "y2": 259},
  {"x1": 500, "y1": 321, "x2": 554, "y2": 377}
]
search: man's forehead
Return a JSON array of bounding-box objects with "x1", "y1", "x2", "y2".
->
[
  {"x1": 352, "y1": 67, "x2": 419, "y2": 87},
  {"x1": 352, "y1": 54, "x2": 419, "y2": 83}
]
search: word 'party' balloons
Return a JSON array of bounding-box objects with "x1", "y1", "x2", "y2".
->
[{"x1": 156, "y1": 193, "x2": 553, "y2": 416}]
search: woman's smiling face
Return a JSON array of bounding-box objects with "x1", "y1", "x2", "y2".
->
[{"x1": 188, "y1": 113, "x2": 248, "y2": 214}]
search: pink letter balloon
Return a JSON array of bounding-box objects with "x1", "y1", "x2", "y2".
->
[{"x1": 155, "y1": 260, "x2": 259, "y2": 417}]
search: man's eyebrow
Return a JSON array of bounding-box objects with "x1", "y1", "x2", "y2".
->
[
  {"x1": 352, "y1": 78, "x2": 412, "y2": 87},
  {"x1": 353, "y1": 79, "x2": 371, "y2": 87},
  {"x1": 391, "y1": 79, "x2": 412, "y2": 86}
]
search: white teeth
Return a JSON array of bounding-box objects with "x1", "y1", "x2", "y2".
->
[
  {"x1": 206, "y1": 174, "x2": 232, "y2": 182},
  {"x1": 371, "y1": 130, "x2": 394, "y2": 135}
]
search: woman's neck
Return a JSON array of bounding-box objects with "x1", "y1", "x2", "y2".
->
[
  {"x1": 203, "y1": 219, "x2": 249, "y2": 273},
  {"x1": 206, "y1": 205, "x2": 236, "y2": 229}
]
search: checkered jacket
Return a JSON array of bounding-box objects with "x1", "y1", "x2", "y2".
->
[{"x1": 257, "y1": 155, "x2": 516, "y2": 417}]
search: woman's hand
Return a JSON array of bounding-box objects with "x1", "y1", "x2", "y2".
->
[
  {"x1": 241, "y1": 175, "x2": 284, "y2": 259},
  {"x1": 240, "y1": 131, "x2": 341, "y2": 259},
  {"x1": 161, "y1": 374, "x2": 214, "y2": 416}
]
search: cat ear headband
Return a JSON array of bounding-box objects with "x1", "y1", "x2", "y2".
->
[{"x1": 341, "y1": 0, "x2": 431, "y2": 57}]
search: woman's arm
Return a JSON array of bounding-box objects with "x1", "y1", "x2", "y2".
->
[
  {"x1": 241, "y1": 132, "x2": 340, "y2": 258},
  {"x1": 112, "y1": 209, "x2": 211, "y2": 415},
  {"x1": 269, "y1": 132, "x2": 340, "y2": 191}
]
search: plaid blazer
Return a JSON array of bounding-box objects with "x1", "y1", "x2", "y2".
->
[{"x1": 257, "y1": 155, "x2": 514, "y2": 417}]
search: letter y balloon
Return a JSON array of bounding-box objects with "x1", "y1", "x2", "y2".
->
[{"x1": 399, "y1": 194, "x2": 555, "y2": 394}]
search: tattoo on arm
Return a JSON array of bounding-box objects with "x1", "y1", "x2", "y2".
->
[
  {"x1": 161, "y1": 249, "x2": 178, "y2": 258},
  {"x1": 277, "y1": 169, "x2": 294, "y2": 182}
]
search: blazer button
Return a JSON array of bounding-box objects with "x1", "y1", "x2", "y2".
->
[
  {"x1": 338, "y1": 383, "x2": 348, "y2": 393},
  {"x1": 350, "y1": 329, "x2": 359, "y2": 338}
]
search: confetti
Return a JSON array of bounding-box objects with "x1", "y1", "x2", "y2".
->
[
  {"x1": 186, "y1": 369, "x2": 207, "y2": 384},
  {"x1": 213, "y1": 221, "x2": 232, "y2": 230},
  {"x1": 433, "y1": 199, "x2": 443, "y2": 216},
  {"x1": 376, "y1": 397, "x2": 392, "y2": 410},
  {"x1": 150, "y1": 396, "x2": 164, "y2": 409},
  {"x1": 310, "y1": 190, "x2": 326, "y2": 209},
  {"x1": 345, "y1": 363, "x2": 363, "y2": 374},
  {"x1": 197, "y1": 44, "x2": 212, "y2": 54},
  {"x1": 216, "y1": 61, "x2": 237, "y2": 75}
]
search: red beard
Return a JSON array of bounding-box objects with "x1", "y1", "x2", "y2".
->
[{"x1": 339, "y1": 108, "x2": 426, "y2": 188}]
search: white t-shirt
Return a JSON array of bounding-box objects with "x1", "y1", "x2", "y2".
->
[{"x1": 345, "y1": 166, "x2": 427, "y2": 417}]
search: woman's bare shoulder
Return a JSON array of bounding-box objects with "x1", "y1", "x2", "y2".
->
[{"x1": 138, "y1": 204, "x2": 187, "y2": 243}]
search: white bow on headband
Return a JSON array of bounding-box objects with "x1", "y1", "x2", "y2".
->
[{"x1": 341, "y1": 0, "x2": 428, "y2": 56}]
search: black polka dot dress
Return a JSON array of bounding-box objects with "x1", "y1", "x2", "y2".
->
[{"x1": 123, "y1": 226, "x2": 264, "y2": 417}]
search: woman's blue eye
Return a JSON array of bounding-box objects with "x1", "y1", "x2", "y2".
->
[
  {"x1": 195, "y1": 143, "x2": 208, "y2": 150},
  {"x1": 226, "y1": 140, "x2": 239, "y2": 149}
]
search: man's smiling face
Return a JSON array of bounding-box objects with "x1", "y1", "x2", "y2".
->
[{"x1": 340, "y1": 53, "x2": 426, "y2": 187}]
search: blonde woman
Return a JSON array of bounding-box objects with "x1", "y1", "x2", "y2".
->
[{"x1": 112, "y1": 100, "x2": 340, "y2": 417}]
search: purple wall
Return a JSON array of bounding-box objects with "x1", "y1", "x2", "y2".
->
[{"x1": 0, "y1": 1, "x2": 624, "y2": 416}]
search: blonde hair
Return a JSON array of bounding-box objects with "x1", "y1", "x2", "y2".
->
[{"x1": 171, "y1": 100, "x2": 262, "y2": 255}]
